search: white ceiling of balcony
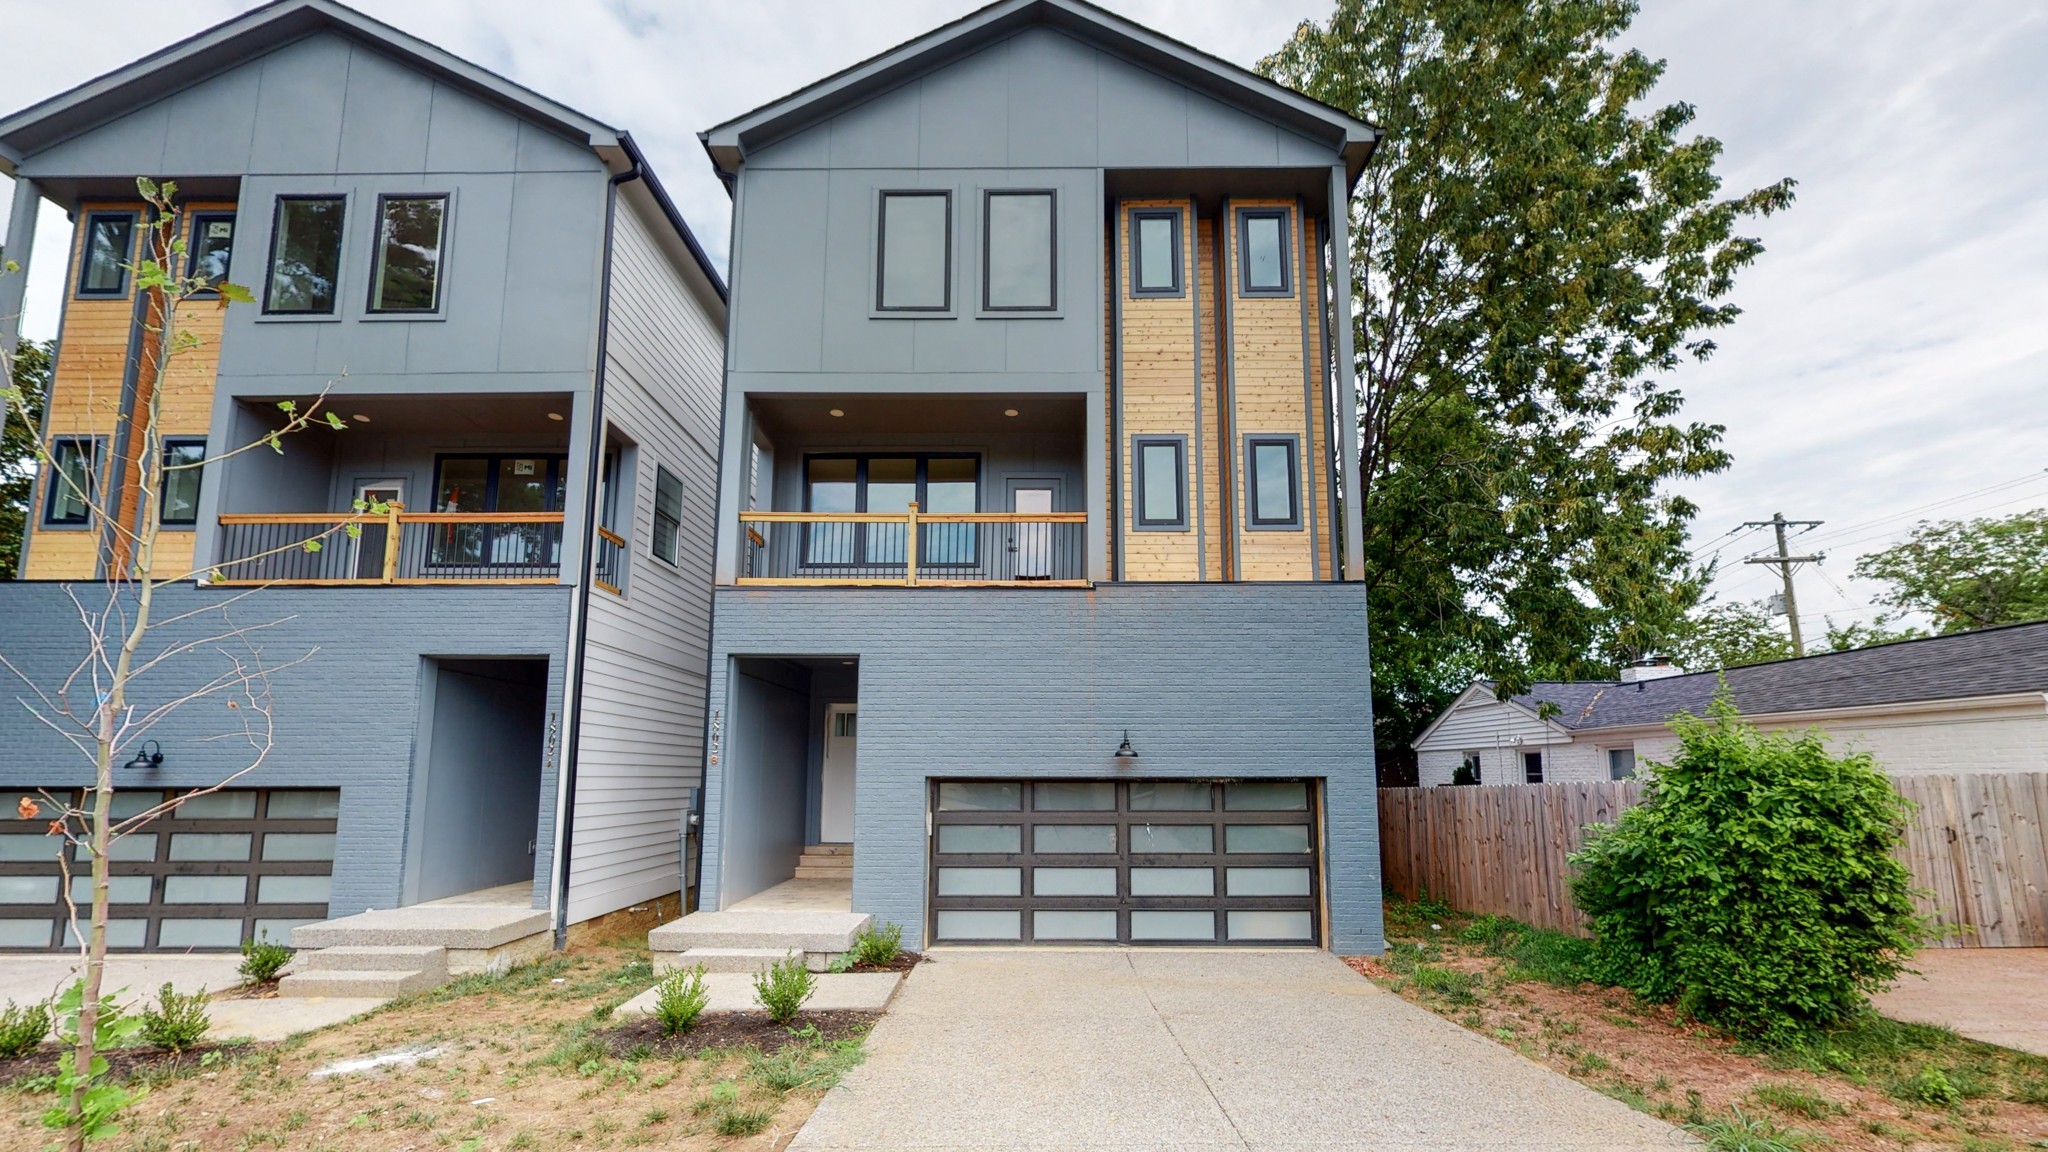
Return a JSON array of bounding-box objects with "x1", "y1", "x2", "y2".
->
[{"x1": 239, "y1": 392, "x2": 575, "y2": 434}]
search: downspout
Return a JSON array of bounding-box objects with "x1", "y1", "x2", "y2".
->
[{"x1": 554, "y1": 150, "x2": 643, "y2": 948}]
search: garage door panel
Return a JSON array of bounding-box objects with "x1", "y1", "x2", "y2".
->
[{"x1": 930, "y1": 779, "x2": 1321, "y2": 947}]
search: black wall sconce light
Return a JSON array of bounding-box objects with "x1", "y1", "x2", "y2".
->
[
  {"x1": 122, "y1": 740, "x2": 163, "y2": 771},
  {"x1": 1113, "y1": 730, "x2": 1138, "y2": 759}
]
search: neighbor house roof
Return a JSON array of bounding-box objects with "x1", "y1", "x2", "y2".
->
[
  {"x1": 698, "y1": 0, "x2": 1381, "y2": 185},
  {"x1": 1507, "y1": 621, "x2": 2048, "y2": 732}
]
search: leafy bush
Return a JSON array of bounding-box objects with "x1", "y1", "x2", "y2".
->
[
  {"x1": 138, "y1": 982, "x2": 210, "y2": 1053},
  {"x1": 1570, "y1": 693, "x2": 1929, "y2": 1044},
  {"x1": 651, "y1": 965, "x2": 710, "y2": 1037},
  {"x1": 0, "y1": 999, "x2": 50, "y2": 1058},
  {"x1": 238, "y1": 935, "x2": 294, "y2": 985},
  {"x1": 752, "y1": 954, "x2": 816, "y2": 1024},
  {"x1": 847, "y1": 921, "x2": 902, "y2": 967},
  {"x1": 1893, "y1": 1064, "x2": 1961, "y2": 1108}
]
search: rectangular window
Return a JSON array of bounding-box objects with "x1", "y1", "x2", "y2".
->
[
  {"x1": 429, "y1": 453, "x2": 567, "y2": 569},
  {"x1": 1237, "y1": 208, "x2": 1291, "y2": 296},
  {"x1": 159, "y1": 439, "x2": 206, "y2": 527},
  {"x1": 876, "y1": 190, "x2": 951, "y2": 311},
  {"x1": 187, "y1": 212, "x2": 235, "y2": 291},
  {"x1": 652, "y1": 466, "x2": 684, "y2": 566},
  {"x1": 1131, "y1": 209, "x2": 1182, "y2": 296},
  {"x1": 983, "y1": 190, "x2": 1055, "y2": 311},
  {"x1": 1131, "y1": 436, "x2": 1187, "y2": 530},
  {"x1": 802, "y1": 454, "x2": 981, "y2": 566},
  {"x1": 264, "y1": 196, "x2": 347, "y2": 314},
  {"x1": 1608, "y1": 748, "x2": 1637, "y2": 781},
  {"x1": 42, "y1": 438, "x2": 99, "y2": 526},
  {"x1": 1461, "y1": 752, "x2": 1483, "y2": 785},
  {"x1": 368, "y1": 194, "x2": 448, "y2": 313},
  {"x1": 77, "y1": 213, "x2": 136, "y2": 297},
  {"x1": 1244, "y1": 436, "x2": 1300, "y2": 528},
  {"x1": 1524, "y1": 751, "x2": 1544, "y2": 784}
]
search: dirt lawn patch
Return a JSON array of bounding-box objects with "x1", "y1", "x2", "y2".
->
[
  {"x1": 1358, "y1": 899, "x2": 2048, "y2": 1152},
  {"x1": 0, "y1": 941, "x2": 871, "y2": 1151}
]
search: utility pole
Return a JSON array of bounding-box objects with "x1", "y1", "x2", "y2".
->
[{"x1": 1742, "y1": 512, "x2": 1825, "y2": 656}]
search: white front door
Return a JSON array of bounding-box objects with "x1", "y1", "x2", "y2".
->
[
  {"x1": 352, "y1": 480, "x2": 404, "y2": 579},
  {"x1": 1011, "y1": 486, "x2": 1055, "y2": 579},
  {"x1": 820, "y1": 705, "x2": 858, "y2": 844}
]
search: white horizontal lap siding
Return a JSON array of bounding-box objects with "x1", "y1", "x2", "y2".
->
[
  {"x1": 568, "y1": 192, "x2": 727, "y2": 926},
  {"x1": 1414, "y1": 692, "x2": 1569, "y2": 786},
  {"x1": 1625, "y1": 709, "x2": 2048, "y2": 777}
]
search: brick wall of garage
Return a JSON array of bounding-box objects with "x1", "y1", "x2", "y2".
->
[
  {"x1": 702, "y1": 583, "x2": 1384, "y2": 953},
  {"x1": 0, "y1": 583, "x2": 572, "y2": 919}
]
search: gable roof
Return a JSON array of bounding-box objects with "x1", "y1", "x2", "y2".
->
[
  {"x1": 1408, "y1": 680, "x2": 1573, "y2": 750},
  {"x1": 1506, "y1": 620, "x2": 2048, "y2": 733},
  {"x1": 699, "y1": 0, "x2": 1380, "y2": 185}
]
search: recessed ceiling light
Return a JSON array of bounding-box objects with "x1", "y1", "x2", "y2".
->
[
  {"x1": 1004, "y1": 408, "x2": 1019, "y2": 417},
  {"x1": 829, "y1": 408, "x2": 845, "y2": 417},
  {"x1": 546, "y1": 411, "x2": 564, "y2": 421},
  {"x1": 840, "y1": 660, "x2": 855, "y2": 666},
  {"x1": 351, "y1": 413, "x2": 371, "y2": 423}
]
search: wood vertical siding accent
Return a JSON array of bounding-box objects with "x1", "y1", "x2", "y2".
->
[
  {"x1": 1105, "y1": 222, "x2": 1117, "y2": 578},
  {"x1": 1226, "y1": 199, "x2": 1315, "y2": 581},
  {"x1": 142, "y1": 201, "x2": 237, "y2": 580},
  {"x1": 1302, "y1": 213, "x2": 1336, "y2": 579},
  {"x1": 1195, "y1": 216, "x2": 1224, "y2": 581},
  {"x1": 1116, "y1": 201, "x2": 1201, "y2": 582},
  {"x1": 567, "y1": 192, "x2": 727, "y2": 924}
]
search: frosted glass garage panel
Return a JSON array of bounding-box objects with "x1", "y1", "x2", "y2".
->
[
  {"x1": 1226, "y1": 868, "x2": 1312, "y2": 897},
  {"x1": 1223, "y1": 782, "x2": 1308, "y2": 811},
  {"x1": 1033, "y1": 781, "x2": 1114, "y2": 810},
  {"x1": 1034, "y1": 911, "x2": 1117, "y2": 940},
  {"x1": 1227, "y1": 910, "x2": 1315, "y2": 941},
  {"x1": 0, "y1": 876, "x2": 57, "y2": 903},
  {"x1": 1129, "y1": 781, "x2": 1211, "y2": 810},
  {"x1": 1130, "y1": 867, "x2": 1212, "y2": 896},
  {"x1": 253, "y1": 918, "x2": 316, "y2": 943},
  {"x1": 937, "y1": 867, "x2": 1020, "y2": 896},
  {"x1": 1033, "y1": 825, "x2": 1114, "y2": 853},
  {"x1": 169, "y1": 833, "x2": 251, "y2": 861},
  {"x1": 108, "y1": 791, "x2": 162, "y2": 819},
  {"x1": 936, "y1": 910, "x2": 1021, "y2": 940},
  {"x1": 174, "y1": 790, "x2": 256, "y2": 818},
  {"x1": 79, "y1": 834, "x2": 158, "y2": 863},
  {"x1": 1224, "y1": 825, "x2": 1310, "y2": 854},
  {"x1": 0, "y1": 920, "x2": 52, "y2": 947},
  {"x1": 937, "y1": 782, "x2": 1021, "y2": 811},
  {"x1": 164, "y1": 875, "x2": 248, "y2": 904},
  {"x1": 258, "y1": 875, "x2": 333, "y2": 904},
  {"x1": 936, "y1": 824, "x2": 1020, "y2": 853},
  {"x1": 0, "y1": 836, "x2": 54, "y2": 862},
  {"x1": 262, "y1": 834, "x2": 336, "y2": 861},
  {"x1": 1129, "y1": 910, "x2": 1214, "y2": 941},
  {"x1": 1032, "y1": 867, "x2": 1116, "y2": 896},
  {"x1": 1129, "y1": 824, "x2": 1211, "y2": 853},
  {"x1": 70, "y1": 875, "x2": 151, "y2": 904},
  {"x1": 64, "y1": 920, "x2": 145, "y2": 948},
  {"x1": 267, "y1": 790, "x2": 341, "y2": 819},
  {"x1": 157, "y1": 919, "x2": 242, "y2": 948}
]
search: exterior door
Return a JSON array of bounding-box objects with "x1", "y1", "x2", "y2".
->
[
  {"x1": 1009, "y1": 484, "x2": 1056, "y2": 579},
  {"x1": 819, "y1": 705, "x2": 858, "y2": 843},
  {"x1": 352, "y1": 480, "x2": 403, "y2": 579}
]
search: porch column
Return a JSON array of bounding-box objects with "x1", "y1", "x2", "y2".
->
[
  {"x1": 711, "y1": 392, "x2": 750, "y2": 585},
  {"x1": 1085, "y1": 376, "x2": 1108, "y2": 582}
]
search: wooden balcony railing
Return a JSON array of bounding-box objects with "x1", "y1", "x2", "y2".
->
[
  {"x1": 738, "y1": 504, "x2": 1088, "y2": 587},
  {"x1": 593, "y1": 526, "x2": 626, "y2": 596},
  {"x1": 214, "y1": 505, "x2": 565, "y2": 585}
]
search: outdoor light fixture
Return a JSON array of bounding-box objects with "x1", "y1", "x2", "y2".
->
[
  {"x1": 1114, "y1": 730, "x2": 1138, "y2": 759},
  {"x1": 122, "y1": 740, "x2": 163, "y2": 771}
]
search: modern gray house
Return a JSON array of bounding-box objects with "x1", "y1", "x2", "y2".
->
[
  {"x1": 667, "y1": 0, "x2": 1386, "y2": 957},
  {"x1": 0, "y1": 0, "x2": 725, "y2": 969}
]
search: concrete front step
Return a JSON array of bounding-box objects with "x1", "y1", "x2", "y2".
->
[
  {"x1": 805, "y1": 843, "x2": 853, "y2": 857},
  {"x1": 280, "y1": 967, "x2": 444, "y2": 999},
  {"x1": 649, "y1": 909, "x2": 871, "y2": 956},
  {"x1": 296, "y1": 945, "x2": 448, "y2": 976},
  {"x1": 794, "y1": 864, "x2": 853, "y2": 880},
  {"x1": 291, "y1": 905, "x2": 549, "y2": 951},
  {"x1": 654, "y1": 947, "x2": 845, "y2": 975}
]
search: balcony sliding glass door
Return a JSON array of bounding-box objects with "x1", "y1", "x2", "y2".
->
[
  {"x1": 431, "y1": 454, "x2": 568, "y2": 570},
  {"x1": 802, "y1": 454, "x2": 980, "y2": 571}
]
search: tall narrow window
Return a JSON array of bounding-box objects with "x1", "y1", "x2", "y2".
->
[
  {"x1": 43, "y1": 439, "x2": 99, "y2": 526},
  {"x1": 1245, "y1": 436, "x2": 1300, "y2": 528},
  {"x1": 983, "y1": 191, "x2": 1055, "y2": 311},
  {"x1": 1130, "y1": 209, "x2": 1182, "y2": 296},
  {"x1": 368, "y1": 194, "x2": 448, "y2": 313},
  {"x1": 77, "y1": 213, "x2": 135, "y2": 297},
  {"x1": 1523, "y1": 751, "x2": 1544, "y2": 784},
  {"x1": 652, "y1": 466, "x2": 684, "y2": 566},
  {"x1": 264, "y1": 196, "x2": 346, "y2": 314},
  {"x1": 1237, "y1": 208, "x2": 1291, "y2": 296},
  {"x1": 1132, "y1": 436, "x2": 1187, "y2": 530},
  {"x1": 160, "y1": 440, "x2": 206, "y2": 527},
  {"x1": 876, "y1": 191, "x2": 951, "y2": 311},
  {"x1": 187, "y1": 213, "x2": 235, "y2": 292}
]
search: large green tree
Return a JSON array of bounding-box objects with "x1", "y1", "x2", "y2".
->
[
  {"x1": 0, "y1": 339, "x2": 53, "y2": 579},
  {"x1": 1261, "y1": 0, "x2": 1793, "y2": 749},
  {"x1": 1853, "y1": 510, "x2": 2048, "y2": 633}
]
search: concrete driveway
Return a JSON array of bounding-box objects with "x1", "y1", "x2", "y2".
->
[
  {"x1": 1875, "y1": 948, "x2": 2048, "y2": 1056},
  {"x1": 792, "y1": 949, "x2": 1689, "y2": 1151}
]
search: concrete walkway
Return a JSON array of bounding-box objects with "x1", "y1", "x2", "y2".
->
[
  {"x1": 1875, "y1": 948, "x2": 2048, "y2": 1056},
  {"x1": 0, "y1": 954, "x2": 383, "y2": 1042},
  {"x1": 791, "y1": 949, "x2": 1690, "y2": 1151}
]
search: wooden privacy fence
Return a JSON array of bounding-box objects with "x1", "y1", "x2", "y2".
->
[{"x1": 1378, "y1": 772, "x2": 2048, "y2": 948}]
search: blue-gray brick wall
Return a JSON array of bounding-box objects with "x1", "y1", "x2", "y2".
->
[
  {"x1": 0, "y1": 583, "x2": 571, "y2": 916},
  {"x1": 701, "y1": 583, "x2": 1384, "y2": 952}
]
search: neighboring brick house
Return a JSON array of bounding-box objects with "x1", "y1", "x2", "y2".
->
[
  {"x1": 0, "y1": 0, "x2": 724, "y2": 952},
  {"x1": 1412, "y1": 622, "x2": 2048, "y2": 787},
  {"x1": 689, "y1": 0, "x2": 1387, "y2": 952}
]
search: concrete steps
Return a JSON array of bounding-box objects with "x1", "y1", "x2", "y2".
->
[
  {"x1": 281, "y1": 945, "x2": 450, "y2": 999},
  {"x1": 795, "y1": 843, "x2": 853, "y2": 881},
  {"x1": 649, "y1": 908, "x2": 871, "y2": 976},
  {"x1": 290, "y1": 904, "x2": 552, "y2": 979}
]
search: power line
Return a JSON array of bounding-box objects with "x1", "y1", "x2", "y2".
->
[
  {"x1": 1803, "y1": 467, "x2": 2048, "y2": 547},
  {"x1": 1741, "y1": 512, "x2": 1824, "y2": 657}
]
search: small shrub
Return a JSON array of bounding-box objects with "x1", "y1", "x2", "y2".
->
[
  {"x1": 238, "y1": 936, "x2": 294, "y2": 985},
  {"x1": 0, "y1": 1000, "x2": 50, "y2": 1058},
  {"x1": 1571, "y1": 692, "x2": 1931, "y2": 1045},
  {"x1": 651, "y1": 965, "x2": 710, "y2": 1037},
  {"x1": 1894, "y1": 1064, "x2": 1962, "y2": 1108},
  {"x1": 1686, "y1": 1105, "x2": 1817, "y2": 1152},
  {"x1": 752, "y1": 954, "x2": 816, "y2": 1024},
  {"x1": 1748, "y1": 1082, "x2": 1840, "y2": 1120},
  {"x1": 138, "y1": 982, "x2": 210, "y2": 1053},
  {"x1": 847, "y1": 921, "x2": 903, "y2": 967}
]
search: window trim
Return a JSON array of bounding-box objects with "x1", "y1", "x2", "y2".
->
[
  {"x1": 1235, "y1": 207, "x2": 1293, "y2": 298},
  {"x1": 873, "y1": 189, "x2": 954, "y2": 315},
  {"x1": 1128, "y1": 208, "x2": 1185, "y2": 299},
  {"x1": 1523, "y1": 750, "x2": 1544, "y2": 785},
  {"x1": 41, "y1": 437, "x2": 102, "y2": 529},
  {"x1": 801, "y1": 452, "x2": 983, "y2": 569},
  {"x1": 158, "y1": 438, "x2": 207, "y2": 528},
  {"x1": 184, "y1": 211, "x2": 237, "y2": 298},
  {"x1": 651, "y1": 464, "x2": 684, "y2": 568},
  {"x1": 1129, "y1": 435, "x2": 1188, "y2": 532},
  {"x1": 364, "y1": 192, "x2": 452, "y2": 317},
  {"x1": 75, "y1": 211, "x2": 138, "y2": 299},
  {"x1": 261, "y1": 194, "x2": 349, "y2": 317},
  {"x1": 980, "y1": 189, "x2": 1058, "y2": 314},
  {"x1": 1242, "y1": 434, "x2": 1302, "y2": 530}
]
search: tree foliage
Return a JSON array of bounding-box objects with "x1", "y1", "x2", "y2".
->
[
  {"x1": 1, "y1": 339, "x2": 53, "y2": 580},
  {"x1": 1261, "y1": 0, "x2": 1793, "y2": 748},
  {"x1": 1571, "y1": 694, "x2": 1928, "y2": 1045},
  {"x1": 1665, "y1": 600, "x2": 1794, "y2": 671},
  {"x1": 1852, "y1": 510, "x2": 2048, "y2": 633}
]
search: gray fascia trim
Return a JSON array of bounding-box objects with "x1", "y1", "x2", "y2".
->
[
  {"x1": 617, "y1": 134, "x2": 728, "y2": 303},
  {"x1": 0, "y1": 0, "x2": 621, "y2": 163},
  {"x1": 700, "y1": 0, "x2": 1378, "y2": 176}
]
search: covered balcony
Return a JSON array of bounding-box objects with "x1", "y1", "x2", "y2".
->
[
  {"x1": 730, "y1": 392, "x2": 1092, "y2": 588},
  {"x1": 199, "y1": 392, "x2": 581, "y2": 586}
]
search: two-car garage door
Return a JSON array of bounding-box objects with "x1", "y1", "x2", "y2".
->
[{"x1": 929, "y1": 779, "x2": 1321, "y2": 946}]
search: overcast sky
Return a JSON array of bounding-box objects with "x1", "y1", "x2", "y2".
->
[{"x1": 4, "y1": 0, "x2": 2043, "y2": 639}]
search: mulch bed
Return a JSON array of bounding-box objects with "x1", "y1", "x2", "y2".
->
[
  {"x1": 0, "y1": 1041, "x2": 251, "y2": 1084},
  {"x1": 217, "y1": 979, "x2": 280, "y2": 1000},
  {"x1": 843, "y1": 951, "x2": 922, "y2": 974},
  {"x1": 602, "y1": 1011, "x2": 878, "y2": 1057}
]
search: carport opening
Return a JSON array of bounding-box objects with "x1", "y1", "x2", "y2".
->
[
  {"x1": 724, "y1": 657, "x2": 858, "y2": 908},
  {"x1": 406, "y1": 658, "x2": 549, "y2": 904}
]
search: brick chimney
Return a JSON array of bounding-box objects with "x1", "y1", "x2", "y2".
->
[{"x1": 1619, "y1": 656, "x2": 1685, "y2": 683}]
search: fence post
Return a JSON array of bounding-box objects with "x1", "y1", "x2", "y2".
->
[
  {"x1": 905, "y1": 502, "x2": 920, "y2": 587},
  {"x1": 382, "y1": 501, "x2": 404, "y2": 584}
]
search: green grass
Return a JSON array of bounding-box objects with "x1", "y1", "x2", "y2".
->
[
  {"x1": 747, "y1": 1036, "x2": 867, "y2": 1094},
  {"x1": 1685, "y1": 1106, "x2": 1819, "y2": 1151},
  {"x1": 1747, "y1": 1082, "x2": 1841, "y2": 1120},
  {"x1": 1408, "y1": 964, "x2": 1479, "y2": 1004}
]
